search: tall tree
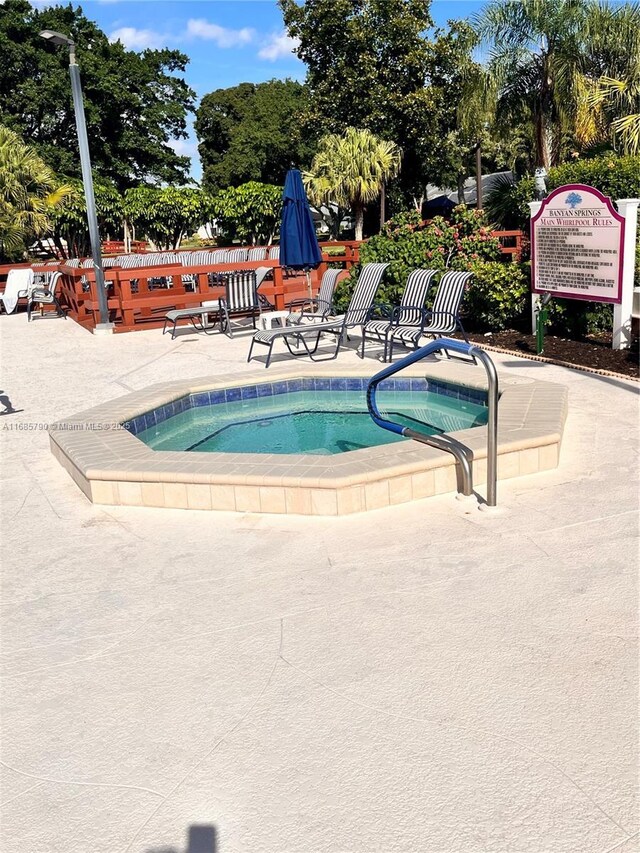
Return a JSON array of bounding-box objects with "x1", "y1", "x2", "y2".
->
[
  {"x1": 0, "y1": 0, "x2": 195, "y2": 190},
  {"x1": 474, "y1": 0, "x2": 593, "y2": 170},
  {"x1": 0, "y1": 125, "x2": 71, "y2": 261},
  {"x1": 576, "y1": 2, "x2": 640, "y2": 154},
  {"x1": 280, "y1": 0, "x2": 437, "y2": 201},
  {"x1": 211, "y1": 182, "x2": 282, "y2": 245},
  {"x1": 195, "y1": 80, "x2": 314, "y2": 192},
  {"x1": 50, "y1": 177, "x2": 123, "y2": 258},
  {"x1": 304, "y1": 128, "x2": 402, "y2": 240}
]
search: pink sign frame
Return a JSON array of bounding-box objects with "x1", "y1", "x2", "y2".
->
[{"x1": 531, "y1": 183, "x2": 625, "y2": 304}]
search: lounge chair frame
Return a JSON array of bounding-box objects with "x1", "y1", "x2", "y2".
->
[{"x1": 247, "y1": 263, "x2": 389, "y2": 367}]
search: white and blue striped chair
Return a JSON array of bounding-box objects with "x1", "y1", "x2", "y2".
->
[
  {"x1": 247, "y1": 262, "x2": 389, "y2": 367},
  {"x1": 360, "y1": 268, "x2": 439, "y2": 360},
  {"x1": 180, "y1": 250, "x2": 215, "y2": 290},
  {"x1": 385, "y1": 269, "x2": 473, "y2": 361}
]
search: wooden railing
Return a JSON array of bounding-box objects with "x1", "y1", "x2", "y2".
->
[
  {"x1": 491, "y1": 230, "x2": 525, "y2": 261},
  {"x1": 56, "y1": 260, "x2": 328, "y2": 332},
  {"x1": 2, "y1": 232, "x2": 524, "y2": 330}
]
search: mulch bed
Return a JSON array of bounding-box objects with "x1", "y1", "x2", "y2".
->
[{"x1": 467, "y1": 329, "x2": 639, "y2": 379}]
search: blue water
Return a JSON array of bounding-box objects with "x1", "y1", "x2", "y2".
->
[{"x1": 136, "y1": 388, "x2": 487, "y2": 455}]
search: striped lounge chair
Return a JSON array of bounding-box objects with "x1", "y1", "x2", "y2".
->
[
  {"x1": 285, "y1": 267, "x2": 345, "y2": 321},
  {"x1": 247, "y1": 262, "x2": 389, "y2": 367},
  {"x1": 385, "y1": 270, "x2": 473, "y2": 361},
  {"x1": 163, "y1": 270, "x2": 261, "y2": 340},
  {"x1": 360, "y1": 268, "x2": 438, "y2": 360}
]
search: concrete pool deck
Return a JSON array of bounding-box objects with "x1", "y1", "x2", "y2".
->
[{"x1": 1, "y1": 314, "x2": 638, "y2": 853}]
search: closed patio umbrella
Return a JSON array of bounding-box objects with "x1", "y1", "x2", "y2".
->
[{"x1": 280, "y1": 168, "x2": 322, "y2": 296}]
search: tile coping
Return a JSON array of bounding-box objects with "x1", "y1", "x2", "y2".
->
[{"x1": 49, "y1": 359, "x2": 569, "y2": 511}]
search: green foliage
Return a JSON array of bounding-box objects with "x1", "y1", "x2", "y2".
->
[
  {"x1": 546, "y1": 154, "x2": 640, "y2": 199},
  {"x1": 0, "y1": 124, "x2": 72, "y2": 261},
  {"x1": 464, "y1": 261, "x2": 530, "y2": 329},
  {"x1": 304, "y1": 128, "x2": 402, "y2": 239},
  {"x1": 51, "y1": 178, "x2": 123, "y2": 258},
  {"x1": 196, "y1": 80, "x2": 314, "y2": 192},
  {"x1": 0, "y1": 0, "x2": 195, "y2": 190},
  {"x1": 335, "y1": 205, "x2": 500, "y2": 308},
  {"x1": 124, "y1": 187, "x2": 209, "y2": 250},
  {"x1": 280, "y1": 0, "x2": 456, "y2": 201},
  {"x1": 486, "y1": 154, "x2": 640, "y2": 230},
  {"x1": 545, "y1": 299, "x2": 613, "y2": 338},
  {"x1": 211, "y1": 182, "x2": 282, "y2": 245}
]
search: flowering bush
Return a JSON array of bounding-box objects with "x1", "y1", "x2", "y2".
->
[{"x1": 334, "y1": 205, "x2": 501, "y2": 308}]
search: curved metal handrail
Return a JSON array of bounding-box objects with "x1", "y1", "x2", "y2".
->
[{"x1": 366, "y1": 338, "x2": 499, "y2": 506}]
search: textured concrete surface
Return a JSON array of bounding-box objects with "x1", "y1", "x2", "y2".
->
[{"x1": 1, "y1": 313, "x2": 638, "y2": 853}]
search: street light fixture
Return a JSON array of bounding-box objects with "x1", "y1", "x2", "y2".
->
[{"x1": 40, "y1": 29, "x2": 113, "y2": 332}]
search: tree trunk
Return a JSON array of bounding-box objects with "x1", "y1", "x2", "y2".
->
[
  {"x1": 123, "y1": 218, "x2": 131, "y2": 253},
  {"x1": 354, "y1": 202, "x2": 364, "y2": 241},
  {"x1": 379, "y1": 182, "x2": 386, "y2": 232},
  {"x1": 535, "y1": 112, "x2": 551, "y2": 170},
  {"x1": 457, "y1": 173, "x2": 467, "y2": 204}
]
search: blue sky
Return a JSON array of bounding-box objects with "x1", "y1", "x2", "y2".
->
[{"x1": 74, "y1": 1, "x2": 487, "y2": 181}]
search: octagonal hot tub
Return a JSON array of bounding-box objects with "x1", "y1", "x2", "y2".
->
[
  {"x1": 49, "y1": 363, "x2": 567, "y2": 515},
  {"x1": 125, "y1": 377, "x2": 488, "y2": 456}
]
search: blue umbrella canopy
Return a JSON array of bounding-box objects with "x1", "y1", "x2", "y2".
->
[{"x1": 280, "y1": 169, "x2": 322, "y2": 269}]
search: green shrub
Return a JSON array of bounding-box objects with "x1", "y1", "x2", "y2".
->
[
  {"x1": 335, "y1": 205, "x2": 501, "y2": 310},
  {"x1": 464, "y1": 262, "x2": 530, "y2": 330},
  {"x1": 545, "y1": 299, "x2": 613, "y2": 338}
]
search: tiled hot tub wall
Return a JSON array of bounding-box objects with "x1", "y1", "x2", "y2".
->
[{"x1": 124, "y1": 376, "x2": 487, "y2": 438}]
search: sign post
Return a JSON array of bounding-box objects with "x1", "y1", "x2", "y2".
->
[
  {"x1": 613, "y1": 199, "x2": 639, "y2": 349},
  {"x1": 530, "y1": 185, "x2": 638, "y2": 350}
]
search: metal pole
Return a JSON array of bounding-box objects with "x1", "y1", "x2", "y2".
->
[
  {"x1": 475, "y1": 349, "x2": 498, "y2": 507},
  {"x1": 68, "y1": 44, "x2": 112, "y2": 331}
]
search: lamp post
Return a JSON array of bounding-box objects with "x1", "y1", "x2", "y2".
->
[{"x1": 39, "y1": 29, "x2": 113, "y2": 332}]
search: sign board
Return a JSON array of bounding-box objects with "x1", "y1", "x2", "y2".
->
[{"x1": 531, "y1": 183, "x2": 625, "y2": 304}]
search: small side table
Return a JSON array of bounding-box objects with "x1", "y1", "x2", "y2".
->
[
  {"x1": 200, "y1": 300, "x2": 221, "y2": 330},
  {"x1": 259, "y1": 310, "x2": 290, "y2": 330}
]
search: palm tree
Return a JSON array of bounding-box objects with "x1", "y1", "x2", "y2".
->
[
  {"x1": 474, "y1": 0, "x2": 591, "y2": 169},
  {"x1": 0, "y1": 125, "x2": 72, "y2": 259},
  {"x1": 576, "y1": 2, "x2": 640, "y2": 154},
  {"x1": 304, "y1": 128, "x2": 401, "y2": 241}
]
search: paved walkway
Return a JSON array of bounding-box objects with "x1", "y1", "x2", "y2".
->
[{"x1": 1, "y1": 313, "x2": 638, "y2": 853}]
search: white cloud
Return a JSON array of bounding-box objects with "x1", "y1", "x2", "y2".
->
[
  {"x1": 258, "y1": 32, "x2": 300, "y2": 61},
  {"x1": 186, "y1": 19, "x2": 254, "y2": 48},
  {"x1": 169, "y1": 139, "x2": 199, "y2": 159},
  {"x1": 109, "y1": 27, "x2": 165, "y2": 50}
]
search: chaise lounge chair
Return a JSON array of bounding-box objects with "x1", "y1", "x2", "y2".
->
[
  {"x1": 247, "y1": 262, "x2": 389, "y2": 367},
  {"x1": 285, "y1": 267, "x2": 346, "y2": 321},
  {"x1": 163, "y1": 267, "x2": 271, "y2": 340},
  {"x1": 26, "y1": 271, "x2": 65, "y2": 321},
  {"x1": 360, "y1": 268, "x2": 439, "y2": 360},
  {"x1": 384, "y1": 269, "x2": 473, "y2": 361}
]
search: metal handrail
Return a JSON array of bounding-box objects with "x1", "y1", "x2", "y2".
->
[{"x1": 366, "y1": 338, "x2": 499, "y2": 506}]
